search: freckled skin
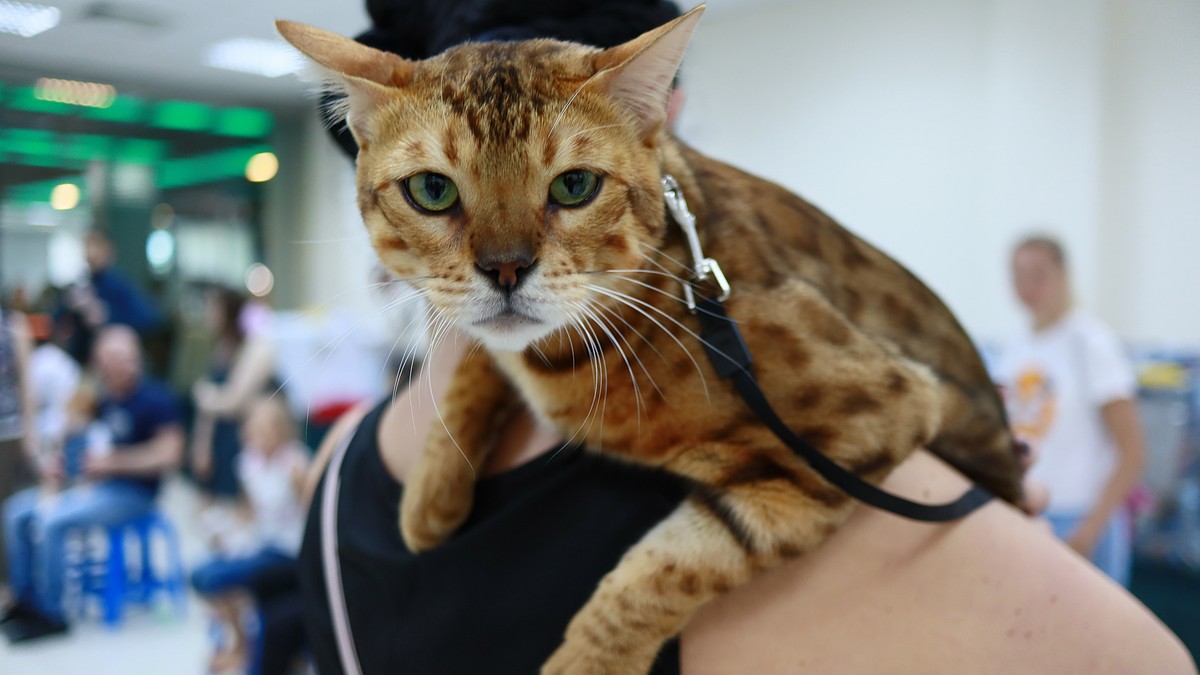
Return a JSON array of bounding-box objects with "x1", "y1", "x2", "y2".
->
[{"x1": 280, "y1": 10, "x2": 1022, "y2": 674}]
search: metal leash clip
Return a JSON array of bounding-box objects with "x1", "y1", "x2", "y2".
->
[{"x1": 661, "y1": 174, "x2": 731, "y2": 312}]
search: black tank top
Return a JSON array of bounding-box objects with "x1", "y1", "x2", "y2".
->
[{"x1": 300, "y1": 400, "x2": 689, "y2": 674}]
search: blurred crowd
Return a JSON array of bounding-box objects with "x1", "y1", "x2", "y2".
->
[{"x1": 0, "y1": 228, "x2": 320, "y2": 672}]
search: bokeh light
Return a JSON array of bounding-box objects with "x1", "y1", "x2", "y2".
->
[
  {"x1": 245, "y1": 263, "x2": 274, "y2": 297},
  {"x1": 245, "y1": 151, "x2": 278, "y2": 182},
  {"x1": 49, "y1": 183, "x2": 79, "y2": 210}
]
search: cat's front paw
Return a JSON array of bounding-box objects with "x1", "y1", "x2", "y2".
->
[{"x1": 399, "y1": 445, "x2": 477, "y2": 553}]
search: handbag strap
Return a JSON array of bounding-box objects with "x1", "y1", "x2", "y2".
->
[{"x1": 321, "y1": 425, "x2": 365, "y2": 675}]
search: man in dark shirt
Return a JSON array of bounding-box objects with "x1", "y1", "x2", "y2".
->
[
  {"x1": 61, "y1": 229, "x2": 161, "y2": 364},
  {"x1": 0, "y1": 325, "x2": 183, "y2": 642}
]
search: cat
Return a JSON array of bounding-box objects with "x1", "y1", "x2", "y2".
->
[{"x1": 279, "y1": 5, "x2": 1023, "y2": 673}]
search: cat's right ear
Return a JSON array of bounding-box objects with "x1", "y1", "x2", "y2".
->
[{"x1": 276, "y1": 21, "x2": 414, "y2": 147}]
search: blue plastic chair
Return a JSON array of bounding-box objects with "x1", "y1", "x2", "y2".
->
[{"x1": 71, "y1": 511, "x2": 188, "y2": 627}]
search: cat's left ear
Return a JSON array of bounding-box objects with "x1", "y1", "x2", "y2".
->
[{"x1": 593, "y1": 4, "x2": 705, "y2": 139}]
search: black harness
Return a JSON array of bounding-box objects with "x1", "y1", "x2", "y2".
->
[{"x1": 662, "y1": 175, "x2": 993, "y2": 522}]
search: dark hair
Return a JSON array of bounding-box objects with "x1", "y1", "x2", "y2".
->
[
  {"x1": 328, "y1": 0, "x2": 682, "y2": 158},
  {"x1": 1015, "y1": 235, "x2": 1067, "y2": 269},
  {"x1": 209, "y1": 285, "x2": 247, "y2": 347},
  {"x1": 85, "y1": 228, "x2": 113, "y2": 246}
]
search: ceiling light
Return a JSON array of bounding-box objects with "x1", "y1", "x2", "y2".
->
[
  {"x1": 146, "y1": 230, "x2": 175, "y2": 273},
  {"x1": 49, "y1": 183, "x2": 79, "y2": 210},
  {"x1": 35, "y1": 78, "x2": 117, "y2": 108},
  {"x1": 205, "y1": 38, "x2": 302, "y2": 78},
  {"x1": 245, "y1": 151, "x2": 278, "y2": 182},
  {"x1": 0, "y1": 1, "x2": 60, "y2": 37}
]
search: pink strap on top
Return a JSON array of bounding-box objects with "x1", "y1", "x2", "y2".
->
[{"x1": 321, "y1": 427, "x2": 364, "y2": 675}]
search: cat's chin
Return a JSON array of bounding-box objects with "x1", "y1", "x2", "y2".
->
[{"x1": 464, "y1": 313, "x2": 555, "y2": 353}]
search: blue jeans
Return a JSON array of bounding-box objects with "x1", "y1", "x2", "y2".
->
[
  {"x1": 190, "y1": 548, "x2": 293, "y2": 597},
  {"x1": 1047, "y1": 508, "x2": 1132, "y2": 587},
  {"x1": 3, "y1": 481, "x2": 156, "y2": 621}
]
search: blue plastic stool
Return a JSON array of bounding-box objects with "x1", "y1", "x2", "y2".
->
[{"x1": 71, "y1": 511, "x2": 188, "y2": 627}]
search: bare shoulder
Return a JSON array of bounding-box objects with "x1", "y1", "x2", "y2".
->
[{"x1": 681, "y1": 451, "x2": 1196, "y2": 675}]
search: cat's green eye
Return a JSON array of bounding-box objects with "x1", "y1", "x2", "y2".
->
[
  {"x1": 549, "y1": 170, "x2": 601, "y2": 207},
  {"x1": 404, "y1": 172, "x2": 459, "y2": 213}
]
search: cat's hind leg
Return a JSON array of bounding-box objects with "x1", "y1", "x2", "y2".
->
[{"x1": 400, "y1": 348, "x2": 516, "y2": 552}]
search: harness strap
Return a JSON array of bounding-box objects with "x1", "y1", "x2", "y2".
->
[{"x1": 693, "y1": 296, "x2": 993, "y2": 522}]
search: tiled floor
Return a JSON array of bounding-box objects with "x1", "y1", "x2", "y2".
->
[{"x1": 0, "y1": 479, "x2": 222, "y2": 675}]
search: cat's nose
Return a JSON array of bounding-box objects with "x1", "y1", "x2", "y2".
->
[{"x1": 476, "y1": 256, "x2": 536, "y2": 294}]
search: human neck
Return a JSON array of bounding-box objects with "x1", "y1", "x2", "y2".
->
[
  {"x1": 1032, "y1": 304, "x2": 1071, "y2": 332},
  {"x1": 376, "y1": 337, "x2": 560, "y2": 485}
]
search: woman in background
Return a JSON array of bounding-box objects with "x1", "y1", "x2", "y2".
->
[
  {"x1": 995, "y1": 234, "x2": 1146, "y2": 586},
  {"x1": 191, "y1": 286, "x2": 275, "y2": 501},
  {"x1": 0, "y1": 306, "x2": 36, "y2": 597},
  {"x1": 192, "y1": 397, "x2": 309, "y2": 673}
]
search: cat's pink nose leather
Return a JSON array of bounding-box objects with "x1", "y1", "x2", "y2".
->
[{"x1": 477, "y1": 257, "x2": 534, "y2": 293}]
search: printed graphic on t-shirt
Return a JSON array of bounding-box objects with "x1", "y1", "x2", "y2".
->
[
  {"x1": 1007, "y1": 366, "x2": 1057, "y2": 444},
  {"x1": 103, "y1": 407, "x2": 133, "y2": 443}
]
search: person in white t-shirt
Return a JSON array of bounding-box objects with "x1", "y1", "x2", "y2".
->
[
  {"x1": 189, "y1": 396, "x2": 309, "y2": 673},
  {"x1": 994, "y1": 235, "x2": 1146, "y2": 586},
  {"x1": 28, "y1": 331, "x2": 81, "y2": 455}
]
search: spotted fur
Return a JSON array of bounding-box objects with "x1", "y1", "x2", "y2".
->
[{"x1": 280, "y1": 7, "x2": 1021, "y2": 673}]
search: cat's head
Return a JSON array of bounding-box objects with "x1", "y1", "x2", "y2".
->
[{"x1": 279, "y1": 6, "x2": 703, "y2": 351}]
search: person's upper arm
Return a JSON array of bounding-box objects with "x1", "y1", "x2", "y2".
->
[
  {"x1": 215, "y1": 337, "x2": 276, "y2": 413},
  {"x1": 151, "y1": 389, "x2": 185, "y2": 464},
  {"x1": 301, "y1": 402, "x2": 371, "y2": 508},
  {"x1": 1081, "y1": 324, "x2": 1137, "y2": 406}
]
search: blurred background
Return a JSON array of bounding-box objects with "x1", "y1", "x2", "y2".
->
[{"x1": 0, "y1": 0, "x2": 1197, "y2": 673}]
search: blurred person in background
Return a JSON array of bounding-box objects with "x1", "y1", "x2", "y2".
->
[
  {"x1": 0, "y1": 305, "x2": 37, "y2": 601},
  {"x1": 191, "y1": 396, "x2": 309, "y2": 674},
  {"x1": 26, "y1": 314, "x2": 82, "y2": 457},
  {"x1": 60, "y1": 229, "x2": 161, "y2": 364},
  {"x1": 0, "y1": 325, "x2": 183, "y2": 643},
  {"x1": 190, "y1": 286, "x2": 276, "y2": 502},
  {"x1": 994, "y1": 235, "x2": 1146, "y2": 586}
]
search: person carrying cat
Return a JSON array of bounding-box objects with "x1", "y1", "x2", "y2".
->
[{"x1": 285, "y1": 1, "x2": 1193, "y2": 673}]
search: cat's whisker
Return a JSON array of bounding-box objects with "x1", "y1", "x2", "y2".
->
[
  {"x1": 584, "y1": 284, "x2": 711, "y2": 403},
  {"x1": 589, "y1": 300, "x2": 669, "y2": 404},
  {"x1": 589, "y1": 285, "x2": 750, "y2": 408},
  {"x1": 530, "y1": 343, "x2": 553, "y2": 369},
  {"x1": 582, "y1": 297, "x2": 655, "y2": 421},
  {"x1": 378, "y1": 290, "x2": 434, "y2": 383},
  {"x1": 603, "y1": 273, "x2": 695, "y2": 309},
  {"x1": 421, "y1": 311, "x2": 477, "y2": 480},
  {"x1": 575, "y1": 308, "x2": 609, "y2": 453},
  {"x1": 576, "y1": 310, "x2": 607, "y2": 448},
  {"x1": 551, "y1": 313, "x2": 604, "y2": 457},
  {"x1": 593, "y1": 268, "x2": 696, "y2": 288},
  {"x1": 549, "y1": 69, "x2": 604, "y2": 136},
  {"x1": 272, "y1": 287, "x2": 432, "y2": 423},
  {"x1": 316, "y1": 290, "x2": 427, "y2": 373},
  {"x1": 576, "y1": 300, "x2": 644, "y2": 436},
  {"x1": 560, "y1": 123, "x2": 622, "y2": 143},
  {"x1": 638, "y1": 241, "x2": 694, "y2": 274}
]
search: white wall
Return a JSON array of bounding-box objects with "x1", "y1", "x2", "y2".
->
[
  {"x1": 278, "y1": 0, "x2": 1200, "y2": 347},
  {"x1": 679, "y1": 0, "x2": 1200, "y2": 345},
  {"x1": 1096, "y1": 0, "x2": 1200, "y2": 345},
  {"x1": 263, "y1": 114, "x2": 375, "y2": 317}
]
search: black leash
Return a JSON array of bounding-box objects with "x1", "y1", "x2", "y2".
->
[
  {"x1": 659, "y1": 173, "x2": 992, "y2": 522},
  {"x1": 693, "y1": 296, "x2": 993, "y2": 522}
]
